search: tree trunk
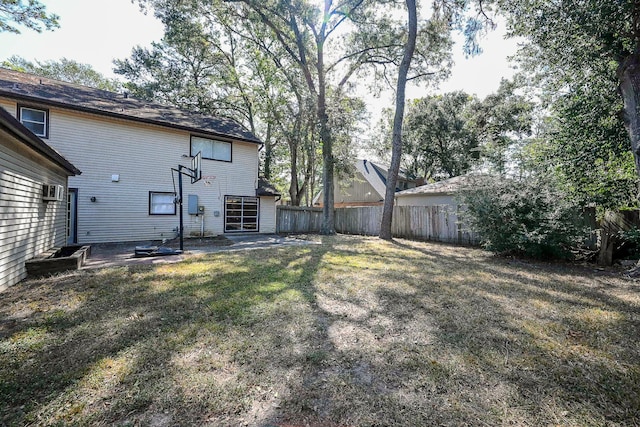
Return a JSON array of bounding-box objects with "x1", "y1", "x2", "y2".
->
[
  {"x1": 319, "y1": 108, "x2": 335, "y2": 233},
  {"x1": 264, "y1": 143, "x2": 272, "y2": 180},
  {"x1": 289, "y1": 138, "x2": 300, "y2": 206},
  {"x1": 263, "y1": 122, "x2": 273, "y2": 180},
  {"x1": 318, "y1": 34, "x2": 335, "y2": 234},
  {"x1": 308, "y1": 141, "x2": 317, "y2": 206},
  {"x1": 617, "y1": 54, "x2": 640, "y2": 278},
  {"x1": 597, "y1": 229, "x2": 615, "y2": 266},
  {"x1": 618, "y1": 52, "x2": 640, "y2": 175},
  {"x1": 379, "y1": 0, "x2": 417, "y2": 240}
]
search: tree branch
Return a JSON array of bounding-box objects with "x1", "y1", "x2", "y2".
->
[
  {"x1": 407, "y1": 71, "x2": 438, "y2": 81},
  {"x1": 326, "y1": 43, "x2": 404, "y2": 73},
  {"x1": 325, "y1": 0, "x2": 365, "y2": 39}
]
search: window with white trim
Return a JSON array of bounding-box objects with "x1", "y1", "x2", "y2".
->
[
  {"x1": 149, "y1": 192, "x2": 176, "y2": 215},
  {"x1": 225, "y1": 196, "x2": 259, "y2": 232},
  {"x1": 191, "y1": 136, "x2": 231, "y2": 162},
  {"x1": 19, "y1": 106, "x2": 48, "y2": 138}
]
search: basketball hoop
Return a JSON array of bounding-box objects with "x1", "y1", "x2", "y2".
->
[
  {"x1": 190, "y1": 151, "x2": 202, "y2": 184},
  {"x1": 203, "y1": 175, "x2": 216, "y2": 186}
]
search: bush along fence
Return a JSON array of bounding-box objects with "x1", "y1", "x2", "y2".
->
[{"x1": 276, "y1": 205, "x2": 479, "y2": 245}]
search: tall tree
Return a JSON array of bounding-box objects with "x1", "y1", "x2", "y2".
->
[
  {"x1": 221, "y1": 0, "x2": 367, "y2": 234},
  {"x1": 0, "y1": 0, "x2": 58, "y2": 33},
  {"x1": 228, "y1": 0, "x2": 452, "y2": 231},
  {"x1": 376, "y1": 0, "x2": 501, "y2": 239},
  {"x1": 114, "y1": 15, "x2": 257, "y2": 127},
  {"x1": 467, "y1": 78, "x2": 533, "y2": 173},
  {"x1": 3, "y1": 56, "x2": 120, "y2": 91},
  {"x1": 403, "y1": 91, "x2": 480, "y2": 179},
  {"x1": 379, "y1": 0, "x2": 417, "y2": 240},
  {"x1": 372, "y1": 81, "x2": 532, "y2": 181},
  {"x1": 522, "y1": 72, "x2": 638, "y2": 210},
  {"x1": 237, "y1": 23, "x2": 321, "y2": 205},
  {"x1": 495, "y1": 0, "x2": 640, "y2": 180}
]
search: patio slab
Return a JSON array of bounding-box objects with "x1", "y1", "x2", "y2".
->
[{"x1": 82, "y1": 234, "x2": 317, "y2": 269}]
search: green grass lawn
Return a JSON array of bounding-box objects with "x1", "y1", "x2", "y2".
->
[{"x1": 1, "y1": 235, "x2": 639, "y2": 426}]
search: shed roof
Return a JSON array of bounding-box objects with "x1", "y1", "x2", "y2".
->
[
  {"x1": 0, "y1": 68, "x2": 261, "y2": 145},
  {"x1": 0, "y1": 107, "x2": 80, "y2": 176},
  {"x1": 395, "y1": 175, "x2": 485, "y2": 197}
]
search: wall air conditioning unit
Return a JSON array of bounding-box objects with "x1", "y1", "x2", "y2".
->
[{"x1": 42, "y1": 184, "x2": 65, "y2": 202}]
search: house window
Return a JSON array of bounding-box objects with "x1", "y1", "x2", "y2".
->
[
  {"x1": 149, "y1": 192, "x2": 176, "y2": 215},
  {"x1": 225, "y1": 196, "x2": 259, "y2": 232},
  {"x1": 18, "y1": 106, "x2": 48, "y2": 138},
  {"x1": 191, "y1": 136, "x2": 231, "y2": 162}
]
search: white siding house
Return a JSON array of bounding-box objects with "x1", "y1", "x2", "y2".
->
[
  {"x1": 395, "y1": 175, "x2": 482, "y2": 208},
  {"x1": 0, "y1": 69, "x2": 279, "y2": 244},
  {"x1": 0, "y1": 107, "x2": 80, "y2": 290}
]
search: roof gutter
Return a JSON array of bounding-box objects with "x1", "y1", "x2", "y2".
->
[
  {"x1": 0, "y1": 107, "x2": 80, "y2": 176},
  {"x1": 396, "y1": 191, "x2": 451, "y2": 197},
  {"x1": 0, "y1": 91, "x2": 263, "y2": 146}
]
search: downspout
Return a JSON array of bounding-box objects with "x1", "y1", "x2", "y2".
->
[{"x1": 257, "y1": 143, "x2": 263, "y2": 193}]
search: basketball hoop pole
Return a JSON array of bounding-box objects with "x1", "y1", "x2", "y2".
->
[
  {"x1": 178, "y1": 166, "x2": 185, "y2": 251},
  {"x1": 173, "y1": 165, "x2": 194, "y2": 251},
  {"x1": 173, "y1": 152, "x2": 201, "y2": 252}
]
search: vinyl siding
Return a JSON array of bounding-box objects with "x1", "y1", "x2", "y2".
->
[
  {"x1": 259, "y1": 197, "x2": 276, "y2": 233},
  {"x1": 0, "y1": 129, "x2": 68, "y2": 290},
  {"x1": 0, "y1": 100, "x2": 14, "y2": 116},
  {"x1": 1, "y1": 99, "x2": 263, "y2": 243},
  {"x1": 335, "y1": 172, "x2": 383, "y2": 204},
  {"x1": 395, "y1": 194, "x2": 456, "y2": 207}
]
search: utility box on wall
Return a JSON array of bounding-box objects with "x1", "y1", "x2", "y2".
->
[{"x1": 188, "y1": 194, "x2": 199, "y2": 215}]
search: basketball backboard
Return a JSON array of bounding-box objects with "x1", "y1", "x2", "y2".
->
[{"x1": 191, "y1": 151, "x2": 202, "y2": 184}]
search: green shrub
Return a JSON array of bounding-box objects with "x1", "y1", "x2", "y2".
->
[
  {"x1": 617, "y1": 226, "x2": 640, "y2": 259},
  {"x1": 458, "y1": 176, "x2": 590, "y2": 259}
]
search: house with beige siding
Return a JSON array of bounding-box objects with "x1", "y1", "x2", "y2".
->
[
  {"x1": 395, "y1": 175, "x2": 484, "y2": 207},
  {"x1": 0, "y1": 68, "x2": 278, "y2": 245},
  {"x1": 0, "y1": 107, "x2": 80, "y2": 290},
  {"x1": 313, "y1": 159, "x2": 418, "y2": 207}
]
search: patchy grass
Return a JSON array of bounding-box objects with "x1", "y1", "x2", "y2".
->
[{"x1": 1, "y1": 235, "x2": 639, "y2": 426}]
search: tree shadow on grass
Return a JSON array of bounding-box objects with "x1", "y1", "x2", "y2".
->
[
  {"x1": 0, "y1": 243, "x2": 335, "y2": 426},
  {"x1": 390, "y1": 237, "x2": 640, "y2": 312},
  {"x1": 374, "y1": 238, "x2": 640, "y2": 425},
  {"x1": 274, "y1": 236, "x2": 639, "y2": 425},
  {"x1": 1, "y1": 235, "x2": 638, "y2": 426}
]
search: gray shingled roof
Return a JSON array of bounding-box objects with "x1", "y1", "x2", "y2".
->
[
  {"x1": 256, "y1": 178, "x2": 281, "y2": 197},
  {"x1": 396, "y1": 175, "x2": 488, "y2": 197},
  {"x1": 0, "y1": 107, "x2": 80, "y2": 175},
  {"x1": 0, "y1": 68, "x2": 261, "y2": 144}
]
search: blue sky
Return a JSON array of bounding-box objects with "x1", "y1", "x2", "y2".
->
[{"x1": 0, "y1": 0, "x2": 519, "y2": 100}]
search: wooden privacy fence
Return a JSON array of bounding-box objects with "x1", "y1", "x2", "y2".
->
[
  {"x1": 276, "y1": 206, "x2": 324, "y2": 234},
  {"x1": 277, "y1": 205, "x2": 479, "y2": 245}
]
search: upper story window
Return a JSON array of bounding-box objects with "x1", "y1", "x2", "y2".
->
[
  {"x1": 18, "y1": 105, "x2": 49, "y2": 138},
  {"x1": 191, "y1": 136, "x2": 231, "y2": 162}
]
